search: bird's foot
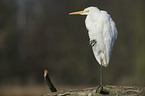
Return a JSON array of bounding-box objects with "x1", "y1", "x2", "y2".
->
[
  {"x1": 89, "y1": 39, "x2": 97, "y2": 47},
  {"x1": 96, "y1": 85, "x2": 109, "y2": 94},
  {"x1": 96, "y1": 85, "x2": 103, "y2": 93}
]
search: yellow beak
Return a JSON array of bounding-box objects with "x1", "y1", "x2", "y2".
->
[{"x1": 69, "y1": 11, "x2": 85, "y2": 15}]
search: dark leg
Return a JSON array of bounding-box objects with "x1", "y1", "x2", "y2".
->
[
  {"x1": 96, "y1": 64, "x2": 109, "y2": 94},
  {"x1": 100, "y1": 63, "x2": 103, "y2": 87},
  {"x1": 96, "y1": 64, "x2": 103, "y2": 92},
  {"x1": 89, "y1": 39, "x2": 97, "y2": 47}
]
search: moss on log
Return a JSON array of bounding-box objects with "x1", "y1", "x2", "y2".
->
[{"x1": 42, "y1": 85, "x2": 144, "y2": 96}]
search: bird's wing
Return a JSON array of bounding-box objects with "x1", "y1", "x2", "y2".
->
[{"x1": 101, "y1": 11, "x2": 118, "y2": 65}]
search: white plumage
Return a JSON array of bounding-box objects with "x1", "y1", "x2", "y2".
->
[{"x1": 69, "y1": 7, "x2": 117, "y2": 67}]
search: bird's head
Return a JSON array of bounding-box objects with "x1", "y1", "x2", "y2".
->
[{"x1": 69, "y1": 6, "x2": 100, "y2": 15}]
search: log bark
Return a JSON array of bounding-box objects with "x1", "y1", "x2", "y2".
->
[{"x1": 42, "y1": 85, "x2": 144, "y2": 96}]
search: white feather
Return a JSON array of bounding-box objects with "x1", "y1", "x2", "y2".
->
[
  {"x1": 69, "y1": 6, "x2": 118, "y2": 67},
  {"x1": 84, "y1": 7, "x2": 117, "y2": 67}
]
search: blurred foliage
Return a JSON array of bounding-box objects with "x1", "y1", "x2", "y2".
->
[{"x1": 0, "y1": 0, "x2": 145, "y2": 87}]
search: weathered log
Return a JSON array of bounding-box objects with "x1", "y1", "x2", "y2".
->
[{"x1": 41, "y1": 85, "x2": 144, "y2": 96}]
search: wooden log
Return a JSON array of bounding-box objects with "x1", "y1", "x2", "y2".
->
[{"x1": 41, "y1": 85, "x2": 144, "y2": 96}]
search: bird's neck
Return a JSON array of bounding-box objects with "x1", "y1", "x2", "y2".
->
[{"x1": 88, "y1": 12, "x2": 101, "y2": 21}]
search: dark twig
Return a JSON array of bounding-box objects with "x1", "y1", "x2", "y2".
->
[{"x1": 44, "y1": 70, "x2": 57, "y2": 92}]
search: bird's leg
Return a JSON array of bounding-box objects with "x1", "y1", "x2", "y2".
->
[
  {"x1": 96, "y1": 63, "x2": 103, "y2": 93},
  {"x1": 100, "y1": 63, "x2": 103, "y2": 87},
  {"x1": 89, "y1": 39, "x2": 97, "y2": 47}
]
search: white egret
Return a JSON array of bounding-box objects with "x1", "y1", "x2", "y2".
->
[{"x1": 69, "y1": 6, "x2": 118, "y2": 92}]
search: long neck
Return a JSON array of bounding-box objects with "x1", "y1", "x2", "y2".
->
[{"x1": 88, "y1": 10, "x2": 101, "y2": 21}]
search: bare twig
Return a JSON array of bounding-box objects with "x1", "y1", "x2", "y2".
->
[{"x1": 44, "y1": 70, "x2": 57, "y2": 92}]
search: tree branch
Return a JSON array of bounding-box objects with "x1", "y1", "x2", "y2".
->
[{"x1": 44, "y1": 70, "x2": 57, "y2": 92}]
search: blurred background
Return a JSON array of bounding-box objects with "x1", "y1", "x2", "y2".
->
[{"x1": 0, "y1": 0, "x2": 145, "y2": 96}]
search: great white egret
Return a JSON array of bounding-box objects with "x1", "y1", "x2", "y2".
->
[{"x1": 69, "y1": 6, "x2": 118, "y2": 92}]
